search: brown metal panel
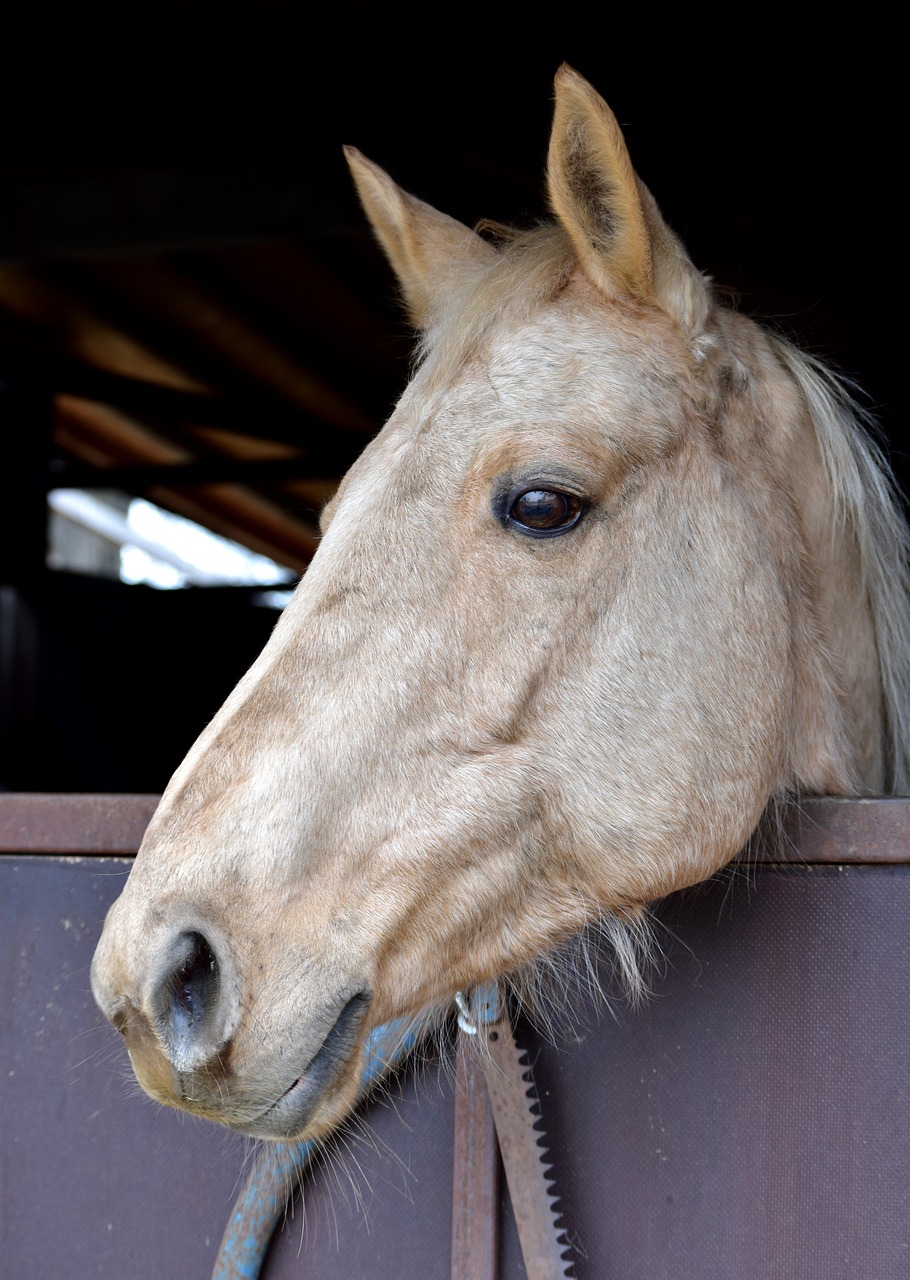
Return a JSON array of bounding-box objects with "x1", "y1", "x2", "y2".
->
[
  {"x1": 2, "y1": 793, "x2": 908, "y2": 860},
  {"x1": 0, "y1": 792, "x2": 158, "y2": 852},
  {"x1": 0, "y1": 854, "x2": 458, "y2": 1280},
  {"x1": 496, "y1": 864, "x2": 910, "y2": 1280},
  {"x1": 2, "y1": 826, "x2": 908, "y2": 1278},
  {"x1": 773, "y1": 795, "x2": 910, "y2": 864},
  {"x1": 2, "y1": 854, "x2": 248, "y2": 1278}
]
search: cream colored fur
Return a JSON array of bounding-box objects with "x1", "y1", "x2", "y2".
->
[{"x1": 91, "y1": 66, "x2": 909, "y2": 1148}]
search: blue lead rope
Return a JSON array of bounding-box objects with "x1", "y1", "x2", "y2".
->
[
  {"x1": 211, "y1": 1016, "x2": 417, "y2": 1280},
  {"x1": 210, "y1": 985, "x2": 500, "y2": 1280}
]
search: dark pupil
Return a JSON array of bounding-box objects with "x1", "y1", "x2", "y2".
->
[{"x1": 511, "y1": 489, "x2": 576, "y2": 530}]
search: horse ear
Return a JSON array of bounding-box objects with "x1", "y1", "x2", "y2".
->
[
  {"x1": 344, "y1": 146, "x2": 497, "y2": 329},
  {"x1": 547, "y1": 65, "x2": 710, "y2": 338}
]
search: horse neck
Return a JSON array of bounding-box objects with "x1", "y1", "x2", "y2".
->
[{"x1": 714, "y1": 312, "x2": 900, "y2": 798}]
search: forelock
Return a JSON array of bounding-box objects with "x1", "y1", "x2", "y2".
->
[{"x1": 415, "y1": 224, "x2": 576, "y2": 389}]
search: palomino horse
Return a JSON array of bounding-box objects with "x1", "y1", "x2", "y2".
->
[{"x1": 92, "y1": 66, "x2": 909, "y2": 1151}]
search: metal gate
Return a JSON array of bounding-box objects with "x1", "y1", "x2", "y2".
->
[{"x1": 2, "y1": 795, "x2": 907, "y2": 1279}]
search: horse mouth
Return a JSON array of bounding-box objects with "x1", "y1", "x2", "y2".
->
[{"x1": 235, "y1": 992, "x2": 371, "y2": 1139}]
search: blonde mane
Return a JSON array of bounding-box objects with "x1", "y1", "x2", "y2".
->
[
  {"x1": 415, "y1": 225, "x2": 575, "y2": 386},
  {"x1": 771, "y1": 340, "x2": 910, "y2": 794}
]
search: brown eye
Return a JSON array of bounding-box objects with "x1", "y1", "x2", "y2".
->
[{"x1": 509, "y1": 488, "x2": 584, "y2": 534}]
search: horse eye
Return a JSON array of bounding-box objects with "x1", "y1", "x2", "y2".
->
[{"x1": 508, "y1": 488, "x2": 584, "y2": 535}]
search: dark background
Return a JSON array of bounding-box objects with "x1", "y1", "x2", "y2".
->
[{"x1": 0, "y1": 3, "x2": 903, "y2": 792}]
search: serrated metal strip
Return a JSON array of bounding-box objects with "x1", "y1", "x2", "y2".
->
[{"x1": 477, "y1": 1011, "x2": 574, "y2": 1280}]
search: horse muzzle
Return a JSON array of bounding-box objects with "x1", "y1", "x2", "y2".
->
[
  {"x1": 231, "y1": 992, "x2": 372, "y2": 1139},
  {"x1": 92, "y1": 915, "x2": 374, "y2": 1140}
]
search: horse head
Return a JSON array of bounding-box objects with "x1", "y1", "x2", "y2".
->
[{"x1": 91, "y1": 66, "x2": 907, "y2": 1143}]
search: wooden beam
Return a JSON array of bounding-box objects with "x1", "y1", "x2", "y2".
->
[
  {"x1": 53, "y1": 397, "x2": 319, "y2": 569},
  {"x1": 67, "y1": 257, "x2": 377, "y2": 430}
]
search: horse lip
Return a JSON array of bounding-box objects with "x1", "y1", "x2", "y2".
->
[{"x1": 236, "y1": 991, "x2": 371, "y2": 1139}]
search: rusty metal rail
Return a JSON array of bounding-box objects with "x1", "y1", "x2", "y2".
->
[
  {"x1": 0, "y1": 793, "x2": 158, "y2": 852},
  {"x1": 1, "y1": 793, "x2": 908, "y2": 862}
]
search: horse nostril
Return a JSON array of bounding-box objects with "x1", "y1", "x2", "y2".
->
[{"x1": 161, "y1": 931, "x2": 222, "y2": 1062}]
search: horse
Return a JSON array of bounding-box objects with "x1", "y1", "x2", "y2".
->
[{"x1": 91, "y1": 64, "x2": 910, "y2": 1154}]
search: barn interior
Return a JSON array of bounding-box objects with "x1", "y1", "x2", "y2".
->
[
  {"x1": 3, "y1": 14, "x2": 908, "y2": 1278},
  {"x1": 1, "y1": 3, "x2": 903, "y2": 793}
]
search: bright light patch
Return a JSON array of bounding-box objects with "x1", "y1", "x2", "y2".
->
[
  {"x1": 120, "y1": 499, "x2": 295, "y2": 590},
  {"x1": 48, "y1": 489, "x2": 297, "y2": 601}
]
